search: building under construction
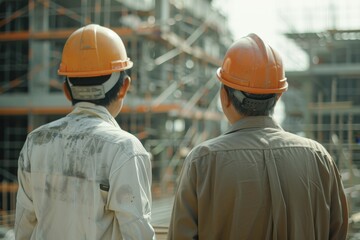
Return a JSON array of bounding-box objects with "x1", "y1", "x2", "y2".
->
[
  {"x1": 1, "y1": 0, "x2": 360, "y2": 238},
  {"x1": 0, "y1": 0, "x2": 232, "y2": 230}
]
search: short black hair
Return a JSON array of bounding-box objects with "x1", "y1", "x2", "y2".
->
[
  {"x1": 65, "y1": 71, "x2": 128, "y2": 106},
  {"x1": 223, "y1": 85, "x2": 277, "y2": 116}
]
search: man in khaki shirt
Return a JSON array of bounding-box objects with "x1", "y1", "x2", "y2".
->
[{"x1": 168, "y1": 34, "x2": 348, "y2": 239}]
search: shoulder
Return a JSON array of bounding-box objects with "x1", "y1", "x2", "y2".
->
[
  {"x1": 100, "y1": 127, "x2": 144, "y2": 147},
  {"x1": 27, "y1": 118, "x2": 67, "y2": 140},
  {"x1": 280, "y1": 131, "x2": 329, "y2": 152},
  {"x1": 185, "y1": 135, "x2": 224, "y2": 162}
]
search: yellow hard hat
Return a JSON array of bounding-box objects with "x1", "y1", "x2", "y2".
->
[
  {"x1": 58, "y1": 24, "x2": 133, "y2": 77},
  {"x1": 216, "y1": 33, "x2": 287, "y2": 94}
]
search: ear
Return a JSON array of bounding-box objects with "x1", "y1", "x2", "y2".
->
[
  {"x1": 62, "y1": 82, "x2": 72, "y2": 101},
  {"x1": 118, "y1": 76, "x2": 131, "y2": 99},
  {"x1": 220, "y1": 86, "x2": 231, "y2": 107}
]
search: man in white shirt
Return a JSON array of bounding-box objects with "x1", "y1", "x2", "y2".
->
[{"x1": 15, "y1": 24, "x2": 155, "y2": 240}]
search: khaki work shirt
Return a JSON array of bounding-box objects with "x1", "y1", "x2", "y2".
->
[
  {"x1": 168, "y1": 116, "x2": 348, "y2": 240},
  {"x1": 15, "y1": 102, "x2": 155, "y2": 240}
]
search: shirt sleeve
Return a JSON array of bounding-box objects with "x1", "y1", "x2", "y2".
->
[
  {"x1": 15, "y1": 141, "x2": 37, "y2": 240},
  {"x1": 108, "y1": 153, "x2": 155, "y2": 240},
  {"x1": 168, "y1": 157, "x2": 198, "y2": 240},
  {"x1": 329, "y1": 160, "x2": 349, "y2": 240}
]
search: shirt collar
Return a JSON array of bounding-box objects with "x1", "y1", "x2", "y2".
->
[
  {"x1": 224, "y1": 116, "x2": 283, "y2": 135},
  {"x1": 68, "y1": 102, "x2": 120, "y2": 128}
]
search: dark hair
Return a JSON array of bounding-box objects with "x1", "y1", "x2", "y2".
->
[
  {"x1": 65, "y1": 71, "x2": 127, "y2": 106},
  {"x1": 223, "y1": 85, "x2": 277, "y2": 116}
]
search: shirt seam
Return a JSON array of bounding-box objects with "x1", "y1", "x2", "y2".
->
[
  {"x1": 109, "y1": 152, "x2": 149, "y2": 180},
  {"x1": 189, "y1": 145, "x2": 326, "y2": 164}
]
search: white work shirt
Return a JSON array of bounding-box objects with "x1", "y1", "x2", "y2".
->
[{"x1": 15, "y1": 102, "x2": 155, "y2": 240}]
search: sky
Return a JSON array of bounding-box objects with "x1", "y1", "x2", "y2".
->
[{"x1": 213, "y1": 0, "x2": 360, "y2": 70}]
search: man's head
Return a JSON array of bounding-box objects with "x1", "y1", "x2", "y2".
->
[
  {"x1": 58, "y1": 24, "x2": 133, "y2": 113},
  {"x1": 216, "y1": 33, "x2": 288, "y2": 120}
]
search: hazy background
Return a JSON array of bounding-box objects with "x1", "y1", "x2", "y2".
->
[
  {"x1": 212, "y1": 0, "x2": 360, "y2": 124},
  {"x1": 213, "y1": 0, "x2": 360, "y2": 70}
]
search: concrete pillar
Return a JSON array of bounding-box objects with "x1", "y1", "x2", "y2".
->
[
  {"x1": 28, "y1": 0, "x2": 50, "y2": 95},
  {"x1": 155, "y1": 0, "x2": 170, "y2": 33},
  {"x1": 28, "y1": 0, "x2": 51, "y2": 129}
]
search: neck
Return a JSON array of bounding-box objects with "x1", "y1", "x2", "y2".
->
[
  {"x1": 106, "y1": 99, "x2": 123, "y2": 117},
  {"x1": 225, "y1": 105, "x2": 244, "y2": 124}
]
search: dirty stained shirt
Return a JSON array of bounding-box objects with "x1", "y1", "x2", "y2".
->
[
  {"x1": 15, "y1": 102, "x2": 155, "y2": 240},
  {"x1": 168, "y1": 116, "x2": 348, "y2": 240}
]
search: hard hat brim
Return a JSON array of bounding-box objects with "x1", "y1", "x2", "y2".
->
[
  {"x1": 216, "y1": 68, "x2": 288, "y2": 94},
  {"x1": 58, "y1": 60, "x2": 133, "y2": 77}
]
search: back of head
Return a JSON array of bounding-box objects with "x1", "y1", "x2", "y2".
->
[
  {"x1": 58, "y1": 24, "x2": 133, "y2": 106},
  {"x1": 216, "y1": 33, "x2": 288, "y2": 116}
]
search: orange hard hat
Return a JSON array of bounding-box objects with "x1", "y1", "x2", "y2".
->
[
  {"x1": 58, "y1": 24, "x2": 133, "y2": 77},
  {"x1": 216, "y1": 33, "x2": 287, "y2": 94}
]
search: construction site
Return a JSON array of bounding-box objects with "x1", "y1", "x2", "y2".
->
[{"x1": 0, "y1": 0, "x2": 360, "y2": 239}]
